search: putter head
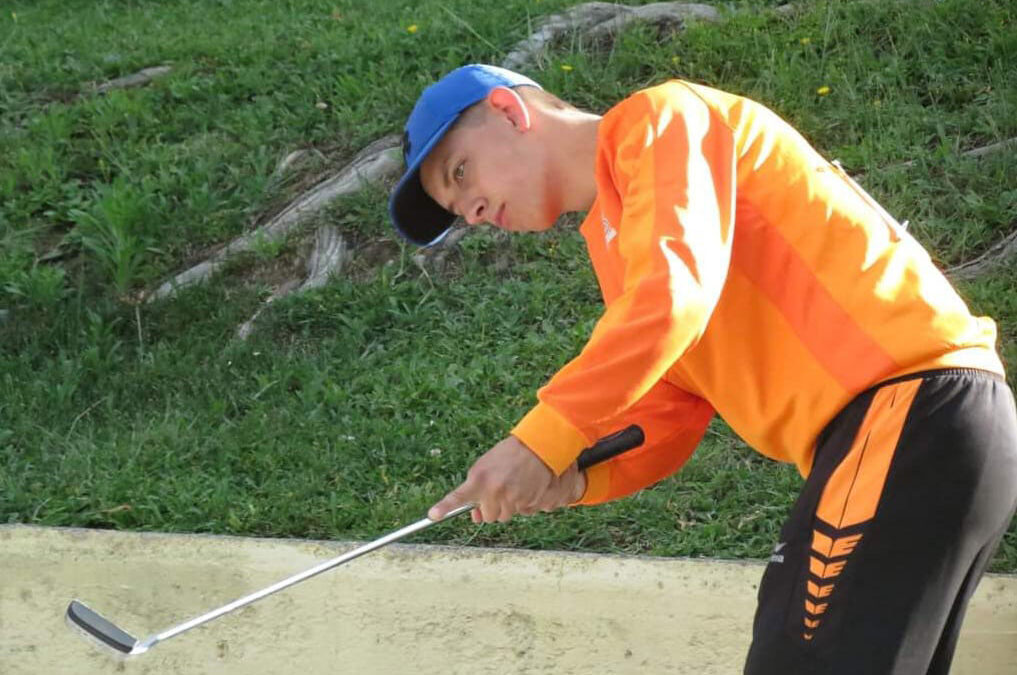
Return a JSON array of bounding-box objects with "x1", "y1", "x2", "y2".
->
[{"x1": 66, "y1": 600, "x2": 151, "y2": 656}]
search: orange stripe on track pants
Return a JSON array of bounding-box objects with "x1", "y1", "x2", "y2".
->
[{"x1": 816, "y1": 379, "x2": 922, "y2": 529}]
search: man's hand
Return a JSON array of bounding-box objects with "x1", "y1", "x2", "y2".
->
[{"x1": 428, "y1": 436, "x2": 587, "y2": 523}]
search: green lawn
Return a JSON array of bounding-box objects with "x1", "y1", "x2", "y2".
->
[{"x1": 2, "y1": 0, "x2": 1015, "y2": 571}]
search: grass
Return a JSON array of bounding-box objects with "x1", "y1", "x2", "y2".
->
[{"x1": 1, "y1": 0, "x2": 1015, "y2": 573}]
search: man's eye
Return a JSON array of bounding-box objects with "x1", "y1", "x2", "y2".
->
[{"x1": 454, "y1": 162, "x2": 465, "y2": 182}]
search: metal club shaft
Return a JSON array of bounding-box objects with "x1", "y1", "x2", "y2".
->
[
  {"x1": 66, "y1": 424, "x2": 644, "y2": 656},
  {"x1": 150, "y1": 503, "x2": 475, "y2": 648},
  {"x1": 68, "y1": 503, "x2": 475, "y2": 655}
]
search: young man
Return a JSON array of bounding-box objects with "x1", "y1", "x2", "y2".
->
[{"x1": 388, "y1": 64, "x2": 1017, "y2": 674}]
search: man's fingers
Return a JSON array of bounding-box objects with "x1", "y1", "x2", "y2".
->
[
  {"x1": 429, "y1": 482, "x2": 507, "y2": 523},
  {"x1": 429, "y1": 435, "x2": 559, "y2": 523},
  {"x1": 481, "y1": 499, "x2": 511, "y2": 523},
  {"x1": 431, "y1": 468, "x2": 579, "y2": 521},
  {"x1": 428, "y1": 483, "x2": 474, "y2": 521}
]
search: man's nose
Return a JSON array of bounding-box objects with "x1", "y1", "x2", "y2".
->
[{"x1": 463, "y1": 198, "x2": 488, "y2": 226}]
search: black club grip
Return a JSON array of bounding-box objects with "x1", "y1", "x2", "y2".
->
[{"x1": 575, "y1": 425, "x2": 645, "y2": 471}]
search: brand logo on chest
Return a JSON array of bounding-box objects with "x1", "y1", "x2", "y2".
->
[{"x1": 601, "y1": 215, "x2": 617, "y2": 245}]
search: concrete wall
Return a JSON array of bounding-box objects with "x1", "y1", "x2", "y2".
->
[{"x1": 2, "y1": 526, "x2": 1015, "y2": 674}]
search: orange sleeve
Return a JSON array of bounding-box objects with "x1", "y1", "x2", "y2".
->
[
  {"x1": 512, "y1": 85, "x2": 736, "y2": 475},
  {"x1": 572, "y1": 380, "x2": 714, "y2": 505}
]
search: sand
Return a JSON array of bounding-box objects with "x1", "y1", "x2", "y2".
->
[{"x1": 2, "y1": 525, "x2": 1015, "y2": 674}]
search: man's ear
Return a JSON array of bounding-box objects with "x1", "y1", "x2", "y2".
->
[{"x1": 486, "y1": 86, "x2": 532, "y2": 132}]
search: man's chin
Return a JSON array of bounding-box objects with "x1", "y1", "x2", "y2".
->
[
  {"x1": 528, "y1": 219, "x2": 557, "y2": 233},
  {"x1": 497, "y1": 215, "x2": 554, "y2": 233}
]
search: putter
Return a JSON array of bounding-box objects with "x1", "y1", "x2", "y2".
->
[{"x1": 66, "y1": 425, "x2": 644, "y2": 656}]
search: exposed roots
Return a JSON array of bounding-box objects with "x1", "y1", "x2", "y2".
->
[
  {"x1": 889, "y1": 136, "x2": 1017, "y2": 170},
  {"x1": 947, "y1": 228, "x2": 1017, "y2": 282},
  {"x1": 147, "y1": 135, "x2": 400, "y2": 302},
  {"x1": 93, "y1": 65, "x2": 172, "y2": 94},
  {"x1": 136, "y1": 0, "x2": 1010, "y2": 342},
  {"x1": 149, "y1": 1, "x2": 732, "y2": 318},
  {"x1": 234, "y1": 224, "x2": 351, "y2": 340},
  {"x1": 502, "y1": 2, "x2": 721, "y2": 70}
]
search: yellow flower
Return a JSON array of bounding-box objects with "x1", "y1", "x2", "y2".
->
[
  {"x1": 799, "y1": 37, "x2": 812, "y2": 45},
  {"x1": 671, "y1": 56, "x2": 680, "y2": 64},
  {"x1": 817, "y1": 85, "x2": 831, "y2": 96},
  {"x1": 560, "y1": 64, "x2": 573, "y2": 72},
  {"x1": 407, "y1": 24, "x2": 418, "y2": 34}
]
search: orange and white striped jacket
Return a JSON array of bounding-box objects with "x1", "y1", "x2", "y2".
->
[{"x1": 510, "y1": 80, "x2": 1003, "y2": 504}]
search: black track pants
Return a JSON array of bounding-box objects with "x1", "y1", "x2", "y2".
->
[{"x1": 744, "y1": 369, "x2": 1017, "y2": 675}]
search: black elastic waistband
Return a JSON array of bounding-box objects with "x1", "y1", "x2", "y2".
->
[
  {"x1": 860, "y1": 367, "x2": 1005, "y2": 400},
  {"x1": 813, "y1": 367, "x2": 1009, "y2": 472}
]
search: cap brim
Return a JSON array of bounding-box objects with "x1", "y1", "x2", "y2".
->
[{"x1": 389, "y1": 118, "x2": 459, "y2": 247}]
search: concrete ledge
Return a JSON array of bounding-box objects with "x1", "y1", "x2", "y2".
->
[{"x1": 2, "y1": 525, "x2": 1015, "y2": 674}]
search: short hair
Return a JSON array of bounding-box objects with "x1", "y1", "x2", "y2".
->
[
  {"x1": 518, "y1": 85, "x2": 578, "y2": 112},
  {"x1": 450, "y1": 85, "x2": 579, "y2": 134}
]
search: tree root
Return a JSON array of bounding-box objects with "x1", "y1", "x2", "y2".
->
[
  {"x1": 139, "y1": 0, "x2": 1010, "y2": 342},
  {"x1": 947, "y1": 227, "x2": 1017, "y2": 282},
  {"x1": 94, "y1": 65, "x2": 172, "y2": 94},
  {"x1": 889, "y1": 136, "x2": 1017, "y2": 170},
  {"x1": 502, "y1": 2, "x2": 720, "y2": 70},
  {"x1": 235, "y1": 224, "x2": 351, "y2": 340},
  {"x1": 146, "y1": 135, "x2": 400, "y2": 302},
  {"x1": 150, "y1": 1, "x2": 733, "y2": 318}
]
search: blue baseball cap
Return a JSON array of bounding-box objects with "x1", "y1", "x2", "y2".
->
[{"x1": 388, "y1": 64, "x2": 541, "y2": 247}]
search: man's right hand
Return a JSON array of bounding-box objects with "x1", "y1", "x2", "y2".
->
[{"x1": 428, "y1": 435, "x2": 587, "y2": 524}]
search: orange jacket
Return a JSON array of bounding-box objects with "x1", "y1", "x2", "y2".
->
[{"x1": 510, "y1": 80, "x2": 1003, "y2": 504}]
